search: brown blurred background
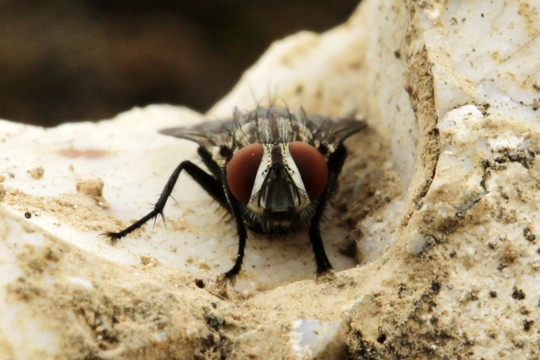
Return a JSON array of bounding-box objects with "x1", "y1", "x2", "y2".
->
[{"x1": 0, "y1": 1, "x2": 359, "y2": 126}]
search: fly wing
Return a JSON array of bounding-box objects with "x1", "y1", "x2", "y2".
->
[
  {"x1": 160, "y1": 108, "x2": 367, "y2": 149},
  {"x1": 159, "y1": 118, "x2": 237, "y2": 148},
  {"x1": 306, "y1": 114, "x2": 367, "y2": 147}
]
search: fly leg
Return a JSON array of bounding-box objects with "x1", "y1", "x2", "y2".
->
[
  {"x1": 106, "y1": 157, "x2": 226, "y2": 242},
  {"x1": 219, "y1": 169, "x2": 247, "y2": 281},
  {"x1": 200, "y1": 146, "x2": 248, "y2": 281},
  {"x1": 309, "y1": 181, "x2": 334, "y2": 274},
  {"x1": 309, "y1": 144, "x2": 348, "y2": 275}
]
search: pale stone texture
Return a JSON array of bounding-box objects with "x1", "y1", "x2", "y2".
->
[{"x1": 0, "y1": 0, "x2": 539, "y2": 359}]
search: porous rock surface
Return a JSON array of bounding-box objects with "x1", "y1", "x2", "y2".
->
[{"x1": 0, "y1": 0, "x2": 539, "y2": 359}]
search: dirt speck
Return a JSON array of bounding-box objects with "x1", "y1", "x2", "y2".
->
[
  {"x1": 140, "y1": 255, "x2": 160, "y2": 267},
  {"x1": 76, "y1": 178, "x2": 107, "y2": 207},
  {"x1": 27, "y1": 166, "x2": 45, "y2": 180}
]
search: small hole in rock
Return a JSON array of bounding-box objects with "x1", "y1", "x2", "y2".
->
[
  {"x1": 377, "y1": 333, "x2": 387, "y2": 344},
  {"x1": 195, "y1": 279, "x2": 205, "y2": 288}
]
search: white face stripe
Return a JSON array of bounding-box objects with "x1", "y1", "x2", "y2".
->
[
  {"x1": 282, "y1": 144, "x2": 308, "y2": 201},
  {"x1": 247, "y1": 144, "x2": 310, "y2": 213},
  {"x1": 249, "y1": 145, "x2": 272, "y2": 205}
]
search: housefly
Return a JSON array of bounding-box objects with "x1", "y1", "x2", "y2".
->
[{"x1": 106, "y1": 106, "x2": 366, "y2": 280}]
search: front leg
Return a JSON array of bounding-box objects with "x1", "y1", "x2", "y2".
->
[
  {"x1": 309, "y1": 175, "x2": 334, "y2": 274},
  {"x1": 106, "y1": 159, "x2": 225, "y2": 242},
  {"x1": 220, "y1": 169, "x2": 247, "y2": 281},
  {"x1": 309, "y1": 144, "x2": 348, "y2": 274}
]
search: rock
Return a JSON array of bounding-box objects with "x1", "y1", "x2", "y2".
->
[{"x1": 0, "y1": 0, "x2": 538, "y2": 359}]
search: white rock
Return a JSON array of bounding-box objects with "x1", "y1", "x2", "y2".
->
[
  {"x1": 289, "y1": 318, "x2": 341, "y2": 359},
  {"x1": 1, "y1": 0, "x2": 539, "y2": 358}
]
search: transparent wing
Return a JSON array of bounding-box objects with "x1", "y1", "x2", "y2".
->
[
  {"x1": 159, "y1": 107, "x2": 367, "y2": 149},
  {"x1": 307, "y1": 114, "x2": 367, "y2": 147},
  {"x1": 159, "y1": 118, "x2": 236, "y2": 147}
]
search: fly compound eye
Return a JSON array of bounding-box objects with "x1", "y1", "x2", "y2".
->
[
  {"x1": 289, "y1": 142, "x2": 328, "y2": 200},
  {"x1": 226, "y1": 144, "x2": 264, "y2": 203}
]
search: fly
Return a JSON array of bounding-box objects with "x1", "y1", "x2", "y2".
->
[{"x1": 106, "y1": 106, "x2": 366, "y2": 280}]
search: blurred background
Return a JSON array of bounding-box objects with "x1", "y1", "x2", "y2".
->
[{"x1": 0, "y1": 0, "x2": 359, "y2": 126}]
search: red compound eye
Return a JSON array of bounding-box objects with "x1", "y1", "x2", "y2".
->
[
  {"x1": 289, "y1": 142, "x2": 328, "y2": 200},
  {"x1": 226, "y1": 144, "x2": 264, "y2": 203}
]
